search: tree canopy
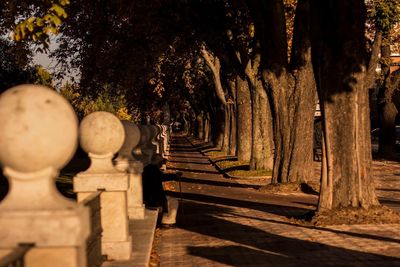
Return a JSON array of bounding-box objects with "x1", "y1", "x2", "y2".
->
[{"x1": 2, "y1": 0, "x2": 400, "y2": 214}]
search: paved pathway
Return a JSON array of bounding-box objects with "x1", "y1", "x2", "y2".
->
[{"x1": 157, "y1": 136, "x2": 400, "y2": 266}]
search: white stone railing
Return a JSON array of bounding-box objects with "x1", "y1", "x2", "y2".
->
[
  {"x1": 73, "y1": 111, "x2": 132, "y2": 261},
  {"x1": 0, "y1": 85, "x2": 90, "y2": 267},
  {"x1": 0, "y1": 85, "x2": 171, "y2": 266},
  {"x1": 115, "y1": 121, "x2": 145, "y2": 220},
  {"x1": 161, "y1": 124, "x2": 170, "y2": 157}
]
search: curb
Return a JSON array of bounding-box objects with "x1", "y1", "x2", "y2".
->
[{"x1": 209, "y1": 157, "x2": 272, "y2": 181}]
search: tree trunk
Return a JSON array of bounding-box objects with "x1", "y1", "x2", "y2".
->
[
  {"x1": 236, "y1": 75, "x2": 252, "y2": 161},
  {"x1": 214, "y1": 107, "x2": 225, "y2": 148},
  {"x1": 196, "y1": 113, "x2": 204, "y2": 140},
  {"x1": 201, "y1": 46, "x2": 228, "y2": 149},
  {"x1": 222, "y1": 106, "x2": 231, "y2": 152},
  {"x1": 378, "y1": 42, "x2": 399, "y2": 157},
  {"x1": 229, "y1": 103, "x2": 237, "y2": 155},
  {"x1": 204, "y1": 112, "x2": 211, "y2": 143},
  {"x1": 247, "y1": 0, "x2": 316, "y2": 182},
  {"x1": 318, "y1": 75, "x2": 379, "y2": 210},
  {"x1": 228, "y1": 79, "x2": 237, "y2": 155},
  {"x1": 378, "y1": 102, "x2": 398, "y2": 156},
  {"x1": 264, "y1": 68, "x2": 315, "y2": 183},
  {"x1": 201, "y1": 46, "x2": 227, "y2": 106},
  {"x1": 247, "y1": 66, "x2": 274, "y2": 170},
  {"x1": 311, "y1": 0, "x2": 379, "y2": 210}
]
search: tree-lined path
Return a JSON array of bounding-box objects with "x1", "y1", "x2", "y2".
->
[{"x1": 157, "y1": 136, "x2": 400, "y2": 266}]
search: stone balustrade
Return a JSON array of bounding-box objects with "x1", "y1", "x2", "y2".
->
[
  {"x1": 0, "y1": 84, "x2": 171, "y2": 266},
  {"x1": 161, "y1": 125, "x2": 170, "y2": 157},
  {"x1": 115, "y1": 121, "x2": 145, "y2": 220},
  {"x1": 0, "y1": 85, "x2": 90, "y2": 267},
  {"x1": 73, "y1": 111, "x2": 132, "y2": 261},
  {"x1": 151, "y1": 125, "x2": 160, "y2": 154},
  {"x1": 136, "y1": 125, "x2": 153, "y2": 166},
  {"x1": 155, "y1": 125, "x2": 164, "y2": 156}
]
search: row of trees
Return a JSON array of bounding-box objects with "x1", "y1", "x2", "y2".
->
[
  {"x1": 1, "y1": 0, "x2": 400, "y2": 213},
  {"x1": 173, "y1": 0, "x2": 399, "y2": 210}
]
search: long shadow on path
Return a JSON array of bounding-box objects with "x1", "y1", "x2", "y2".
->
[
  {"x1": 168, "y1": 191, "x2": 313, "y2": 218},
  {"x1": 174, "y1": 201, "x2": 400, "y2": 266},
  {"x1": 162, "y1": 136, "x2": 400, "y2": 266}
]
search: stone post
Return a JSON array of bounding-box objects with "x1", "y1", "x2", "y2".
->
[
  {"x1": 156, "y1": 124, "x2": 165, "y2": 157},
  {"x1": 161, "y1": 125, "x2": 170, "y2": 156},
  {"x1": 136, "y1": 125, "x2": 154, "y2": 166},
  {"x1": 157, "y1": 126, "x2": 166, "y2": 157},
  {"x1": 148, "y1": 125, "x2": 161, "y2": 155},
  {"x1": 0, "y1": 85, "x2": 90, "y2": 267},
  {"x1": 115, "y1": 121, "x2": 145, "y2": 219},
  {"x1": 73, "y1": 112, "x2": 132, "y2": 261}
]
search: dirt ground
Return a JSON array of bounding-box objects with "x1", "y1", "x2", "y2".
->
[{"x1": 259, "y1": 157, "x2": 400, "y2": 226}]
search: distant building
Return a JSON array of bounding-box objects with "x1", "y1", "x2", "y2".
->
[
  {"x1": 390, "y1": 54, "x2": 400, "y2": 73},
  {"x1": 376, "y1": 54, "x2": 400, "y2": 74}
]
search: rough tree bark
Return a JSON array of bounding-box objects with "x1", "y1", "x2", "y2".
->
[
  {"x1": 311, "y1": 0, "x2": 379, "y2": 210},
  {"x1": 244, "y1": 56, "x2": 274, "y2": 170},
  {"x1": 236, "y1": 74, "x2": 252, "y2": 161},
  {"x1": 233, "y1": 45, "x2": 274, "y2": 170},
  {"x1": 228, "y1": 78, "x2": 237, "y2": 155},
  {"x1": 247, "y1": 0, "x2": 316, "y2": 183},
  {"x1": 222, "y1": 107, "x2": 231, "y2": 152}
]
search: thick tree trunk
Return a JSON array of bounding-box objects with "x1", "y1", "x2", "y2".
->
[
  {"x1": 247, "y1": 0, "x2": 316, "y2": 182},
  {"x1": 311, "y1": 0, "x2": 379, "y2": 210},
  {"x1": 247, "y1": 67, "x2": 274, "y2": 170},
  {"x1": 238, "y1": 51, "x2": 275, "y2": 171},
  {"x1": 318, "y1": 74, "x2": 379, "y2": 210},
  {"x1": 378, "y1": 43, "x2": 399, "y2": 157},
  {"x1": 236, "y1": 75, "x2": 252, "y2": 161},
  {"x1": 265, "y1": 67, "x2": 315, "y2": 183}
]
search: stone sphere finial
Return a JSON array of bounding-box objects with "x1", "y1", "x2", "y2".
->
[
  {"x1": 116, "y1": 121, "x2": 140, "y2": 170},
  {"x1": 0, "y1": 84, "x2": 78, "y2": 173},
  {"x1": 119, "y1": 121, "x2": 141, "y2": 158},
  {"x1": 79, "y1": 111, "x2": 125, "y2": 156}
]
